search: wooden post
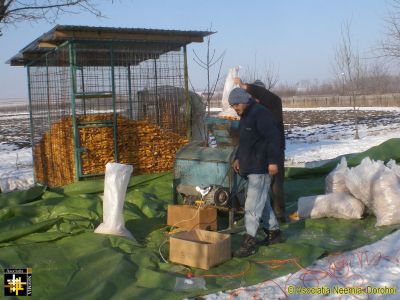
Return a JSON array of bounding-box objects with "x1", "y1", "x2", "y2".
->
[{"x1": 183, "y1": 45, "x2": 191, "y2": 140}]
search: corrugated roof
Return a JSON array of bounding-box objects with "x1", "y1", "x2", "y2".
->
[{"x1": 8, "y1": 25, "x2": 214, "y2": 66}]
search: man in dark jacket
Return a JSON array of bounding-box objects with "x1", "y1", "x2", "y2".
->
[
  {"x1": 234, "y1": 77, "x2": 286, "y2": 222},
  {"x1": 229, "y1": 88, "x2": 282, "y2": 257}
]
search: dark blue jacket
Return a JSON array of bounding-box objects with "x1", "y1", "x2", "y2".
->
[
  {"x1": 246, "y1": 84, "x2": 285, "y2": 149},
  {"x1": 234, "y1": 99, "x2": 281, "y2": 176}
]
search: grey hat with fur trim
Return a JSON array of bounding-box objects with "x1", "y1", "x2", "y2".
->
[{"x1": 228, "y1": 88, "x2": 251, "y2": 105}]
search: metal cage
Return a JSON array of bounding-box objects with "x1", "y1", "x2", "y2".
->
[{"x1": 9, "y1": 26, "x2": 211, "y2": 187}]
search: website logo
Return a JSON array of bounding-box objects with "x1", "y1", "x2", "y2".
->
[{"x1": 4, "y1": 268, "x2": 32, "y2": 296}]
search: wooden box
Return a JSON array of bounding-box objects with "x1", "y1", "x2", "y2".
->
[
  {"x1": 167, "y1": 205, "x2": 217, "y2": 231},
  {"x1": 169, "y1": 229, "x2": 231, "y2": 270}
]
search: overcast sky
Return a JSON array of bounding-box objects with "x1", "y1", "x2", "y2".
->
[{"x1": 0, "y1": 0, "x2": 394, "y2": 100}]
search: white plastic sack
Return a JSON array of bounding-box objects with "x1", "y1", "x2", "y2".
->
[
  {"x1": 297, "y1": 192, "x2": 365, "y2": 220},
  {"x1": 387, "y1": 159, "x2": 400, "y2": 178},
  {"x1": 371, "y1": 167, "x2": 400, "y2": 226},
  {"x1": 325, "y1": 157, "x2": 349, "y2": 193},
  {"x1": 344, "y1": 157, "x2": 386, "y2": 207},
  {"x1": 95, "y1": 162, "x2": 136, "y2": 240},
  {"x1": 218, "y1": 66, "x2": 240, "y2": 119}
]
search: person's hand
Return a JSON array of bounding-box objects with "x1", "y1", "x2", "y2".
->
[
  {"x1": 233, "y1": 77, "x2": 243, "y2": 87},
  {"x1": 268, "y1": 164, "x2": 278, "y2": 176},
  {"x1": 232, "y1": 159, "x2": 240, "y2": 173}
]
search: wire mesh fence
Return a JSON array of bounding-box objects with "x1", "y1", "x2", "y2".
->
[{"x1": 28, "y1": 41, "x2": 200, "y2": 187}]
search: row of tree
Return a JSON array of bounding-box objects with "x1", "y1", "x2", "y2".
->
[
  {"x1": 4, "y1": 1, "x2": 400, "y2": 100},
  {"x1": 237, "y1": 0, "x2": 400, "y2": 98},
  {"x1": 275, "y1": 73, "x2": 400, "y2": 97}
]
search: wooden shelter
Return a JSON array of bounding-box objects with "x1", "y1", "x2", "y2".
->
[{"x1": 8, "y1": 25, "x2": 212, "y2": 187}]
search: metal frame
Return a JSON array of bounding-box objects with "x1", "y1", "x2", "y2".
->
[
  {"x1": 68, "y1": 41, "x2": 119, "y2": 179},
  {"x1": 25, "y1": 37, "x2": 192, "y2": 185}
]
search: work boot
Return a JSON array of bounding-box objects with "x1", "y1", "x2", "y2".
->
[
  {"x1": 257, "y1": 229, "x2": 282, "y2": 245},
  {"x1": 233, "y1": 233, "x2": 257, "y2": 258}
]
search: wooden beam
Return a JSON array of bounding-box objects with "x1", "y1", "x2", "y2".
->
[
  {"x1": 54, "y1": 30, "x2": 205, "y2": 43},
  {"x1": 38, "y1": 42, "x2": 58, "y2": 49},
  {"x1": 22, "y1": 52, "x2": 46, "y2": 61}
]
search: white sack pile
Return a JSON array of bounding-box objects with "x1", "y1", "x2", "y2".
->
[
  {"x1": 325, "y1": 157, "x2": 349, "y2": 193},
  {"x1": 298, "y1": 192, "x2": 364, "y2": 219},
  {"x1": 387, "y1": 159, "x2": 400, "y2": 178},
  {"x1": 298, "y1": 157, "x2": 400, "y2": 226}
]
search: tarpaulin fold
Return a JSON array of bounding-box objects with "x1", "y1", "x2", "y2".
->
[{"x1": 0, "y1": 138, "x2": 399, "y2": 299}]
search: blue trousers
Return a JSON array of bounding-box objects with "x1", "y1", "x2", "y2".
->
[{"x1": 245, "y1": 174, "x2": 279, "y2": 237}]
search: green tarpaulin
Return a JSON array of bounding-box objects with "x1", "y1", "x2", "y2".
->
[{"x1": 0, "y1": 138, "x2": 400, "y2": 299}]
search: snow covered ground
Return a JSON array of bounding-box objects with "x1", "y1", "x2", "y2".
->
[
  {"x1": 0, "y1": 107, "x2": 400, "y2": 192},
  {"x1": 284, "y1": 107, "x2": 400, "y2": 167},
  {"x1": 285, "y1": 123, "x2": 400, "y2": 168},
  {"x1": 205, "y1": 230, "x2": 400, "y2": 299},
  {"x1": 0, "y1": 143, "x2": 33, "y2": 192},
  {"x1": 1, "y1": 106, "x2": 400, "y2": 299}
]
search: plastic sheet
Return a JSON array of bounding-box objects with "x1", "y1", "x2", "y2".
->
[
  {"x1": 218, "y1": 66, "x2": 240, "y2": 118},
  {"x1": 1, "y1": 140, "x2": 400, "y2": 299},
  {"x1": 344, "y1": 157, "x2": 400, "y2": 226},
  {"x1": 372, "y1": 167, "x2": 400, "y2": 226},
  {"x1": 174, "y1": 277, "x2": 206, "y2": 291},
  {"x1": 387, "y1": 159, "x2": 400, "y2": 178},
  {"x1": 325, "y1": 157, "x2": 349, "y2": 193},
  {"x1": 94, "y1": 162, "x2": 136, "y2": 240},
  {"x1": 344, "y1": 157, "x2": 386, "y2": 207},
  {"x1": 298, "y1": 192, "x2": 365, "y2": 220}
]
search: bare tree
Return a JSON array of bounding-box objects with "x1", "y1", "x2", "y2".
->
[
  {"x1": 332, "y1": 20, "x2": 367, "y2": 139},
  {"x1": 365, "y1": 62, "x2": 390, "y2": 93},
  {"x1": 274, "y1": 82, "x2": 297, "y2": 97},
  {"x1": 0, "y1": 0, "x2": 104, "y2": 35},
  {"x1": 261, "y1": 62, "x2": 280, "y2": 90},
  {"x1": 189, "y1": 26, "x2": 225, "y2": 143},
  {"x1": 243, "y1": 54, "x2": 280, "y2": 90},
  {"x1": 191, "y1": 26, "x2": 225, "y2": 118},
  {"x1": 378, "y1": 0, "x2": 400, "y2": 59}
]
